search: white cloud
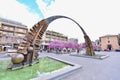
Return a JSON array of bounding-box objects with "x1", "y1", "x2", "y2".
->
[
  {"x1": 1, "y1": 0, "x2": 119, "y2": 43},
  {"x1": 0, "y1": 0, "x2": 41, "y2": 28},
  {"x1": 36, "y1": 0, "x2": 120, "y2": 42}
]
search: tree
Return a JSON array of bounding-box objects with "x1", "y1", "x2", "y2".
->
[
  {"x1": 74, "y1": 43, "x2": 80, "y2": 49},
  {"x1": 81, "y1": 43, "x2": 86, "y2": 48},
  {"x1": 48, "y1": 40, "x2": 62, "y2": 48}
]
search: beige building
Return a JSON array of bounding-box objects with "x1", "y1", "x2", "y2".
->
[
  {"x1": 0, "y1": 17, "x2": 28, "y2": 50},
  {"x1": 99, "y1": 35, "x2": 119, "y2": 51},
  {"x1": 41, "y1": 30, "x2": 68, "y2": 50}
]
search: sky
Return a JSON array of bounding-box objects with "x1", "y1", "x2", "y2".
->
[{"x1": 0, "y1": 0, "x2": 120, "y2": 43}]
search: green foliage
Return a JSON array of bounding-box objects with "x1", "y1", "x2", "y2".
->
[{"x1": 0, "y1": 57, "x2": 67, "y2": 80}]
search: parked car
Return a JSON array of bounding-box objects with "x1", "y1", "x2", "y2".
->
[{"x1": 115, "y1": 49, "x2": 120, "y2": 52}]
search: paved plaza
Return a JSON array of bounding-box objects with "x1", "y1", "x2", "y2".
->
[
  {"x1": 0, "y1": 51, "x2": 120, "y2": 80},
  {"x1": 39, "y1": 51, "x2": 120, "y2": 80}
]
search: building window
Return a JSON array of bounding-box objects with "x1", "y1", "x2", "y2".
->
[
  {"x1": 9, "y1": 27, "x2": 14, "y2": 31},
  {"x1": 18, "y1": 28, "x2": 24, "y2": 32},
  {"x1": 17, "y1": 34, "x2": 24, "y2": 37},
  {"x1": 8, "y1": 33, "x2": 13, "y2": 36},
  {"x1": 3, "y1": 32, "x2": 8, "y2": 35},
  {"x1": 19, "y1": 29, "x2": 23, "y2": 32},
  {"x1": 3, "y1": 26, "x2": 8, "y2": 30},
  {"x1": 0, "y1": 31, "x2": 2, "y2": 36}
]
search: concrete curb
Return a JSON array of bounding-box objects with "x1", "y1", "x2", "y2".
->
[
  {"x1": 31, "y1": 56, "x2": 82, "y2": 80},
  {"x1": 70, "y1": 54, "x2": 109, "y2": 60}
]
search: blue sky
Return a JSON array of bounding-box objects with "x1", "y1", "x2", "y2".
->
[{"x1": 17, "y1": 0, "x2": 55, "y2": 18}]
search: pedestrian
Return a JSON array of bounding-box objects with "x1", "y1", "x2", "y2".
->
[{"x1": 77, "y1": 49, "x2": 79, "y2": 54}]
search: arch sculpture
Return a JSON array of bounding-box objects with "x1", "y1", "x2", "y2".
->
[{"x1": 8, "y1": 15, "x2": 95, "y2": 70}]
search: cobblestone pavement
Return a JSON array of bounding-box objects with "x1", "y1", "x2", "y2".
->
[{"x1": 39, "y1": 51, "x2": 120, "y2": 80}]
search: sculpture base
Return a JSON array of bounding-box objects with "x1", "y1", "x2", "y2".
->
[
  {"x1": 8, "y1": 63, "x2": 23, "y2": 70},
  {"x1": 8, "y1": 59, "x2": 39, "y2": 70}
]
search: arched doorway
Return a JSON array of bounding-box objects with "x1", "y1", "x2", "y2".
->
[{"x1": 107, "y1": 44, "x2": 112, "y2": 51}]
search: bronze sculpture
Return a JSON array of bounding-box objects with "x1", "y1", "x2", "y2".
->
[{"x1": 8, "y1": 15, "x2": 95, "y2": 70}]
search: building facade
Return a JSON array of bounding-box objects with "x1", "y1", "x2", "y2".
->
[
  {"x1": 68, "y1": 38, "x2": 78, "y2": 44},
  {"x1": 0, "y1": 17, "x2": 28, "y2": 50},
  {"x1": 99, "y1": 35, "x2": 119, "y2": 51},
  {"x1": 41, "y1": 30, "x2": 68, "y2": 50}
]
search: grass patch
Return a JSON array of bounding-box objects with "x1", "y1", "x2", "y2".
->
[{"x1": 0, "y1": 57, "x2": 68, "y2": 80}]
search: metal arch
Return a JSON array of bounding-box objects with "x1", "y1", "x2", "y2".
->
[
  {"x1": 9, "y1": 15, "x2": 95, "y2": 70},
  {"x1": 44, "y1": 15, "x2": 95, "y2": 56},
  {"x1": 45, "y1": 15, "x2": 87, "y2": 36}
]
